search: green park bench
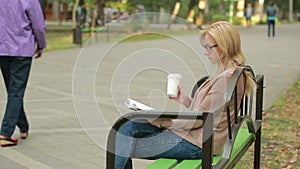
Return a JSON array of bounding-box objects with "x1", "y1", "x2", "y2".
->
[
  {"x1": 81, "y1": 27, "x2": 105, "y2": 33},
  {"x1": 81, "y1": 27, "x2": 110, "y2": 43},
  {"x1": 106, "y1": 65, "x2": 264, "y2": 168}
]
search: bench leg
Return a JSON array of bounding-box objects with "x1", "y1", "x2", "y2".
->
[
  {"x1": 254, "y1": 128, "x2": 261, "y2": 169},
  {"x1": 254, "y1": 75, "x2": 263, "y2": 169}
]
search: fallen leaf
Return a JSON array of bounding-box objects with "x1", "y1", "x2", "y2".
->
[
  {"x1": 263, "y1": 111, "x2": 268, "y2": 116},
  {"x1": 281, "y1": 162, "x2": 288, "y2": 168},
  {"x1": 279, "y1": 147, "x2": 286, "y2": 152},
  {"x1": 288, "y1": 154, "x2": 297, "y2": 164},
  {"x1": 269, "y1": 144, "x2": 276, "y2": 149}
]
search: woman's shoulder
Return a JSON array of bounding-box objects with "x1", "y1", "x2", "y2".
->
[
  {"x1": 215, "y1": 67, "x2": 237, "y2": 80},
  {"x1": 207, "y1": 67, "x2": 237, "y2": 87}
]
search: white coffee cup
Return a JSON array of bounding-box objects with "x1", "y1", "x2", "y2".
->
[{"x1": 167, "y1": 73, "x2": 182, "y2": 97}]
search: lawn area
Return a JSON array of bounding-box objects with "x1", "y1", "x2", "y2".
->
[
  {"x1": 45, "y1": 30, "x2": 170, "y2": 51},
  {"x1": 45, "y1": 32, "x2": 79, "y2": 51},
  {"x1": 238, "y1": 77, "x2": 300, "y2": 168},
  {"x1": 45, "y1": 24, "x2": 90, "y2": 52},
  {"x1": 45, "y1": 24, "x2": 196, "y2": 51}
]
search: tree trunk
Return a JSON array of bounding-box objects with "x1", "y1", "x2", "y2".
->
[
  {"x1": 52, "y1": 0, "x2": 60, "y2": 21},
  {"x1": 236, "y1": 0, "x2": 245, "y2": 18},
  {"x1": 72, "y1": 0, "x2": 80, "y2": 28},
  {"x1": 186, "y1": 0, "x2": 197, "y2": 23},
  {"x1": 167, "y1": 0, "x2": 181, "y2": 29},
  {"x1": 196, "y1": 9, "x2": 204, "y2": 29},
  {"x1": 91, "y1": 4, "x2": 98, "y2": 29},
  {"x1": 289, "y1": 0, "x2": 293, "y2": 22},
  {"x1": 91, "y1": 0, "x2": 106, "y2": 28},
  {"x1": 196, "y1": 0, "x2": 206, "y2": 27},
  {"x1": 204, "y1": 0, "x2": 209, "y2": 14},
  {"x1": 255, "y1": 0, "x2": 264, "y2": 24},
  {"x1": 41, "y1": 0, "x2": 48, "y2": 19},
  {"x1": 219, "y1": 0, "x2": 225, "y2": 14}
]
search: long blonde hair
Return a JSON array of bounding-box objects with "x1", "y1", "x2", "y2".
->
[{"x1": 200, "y1": 20, "x2": 256, "y2": 95}]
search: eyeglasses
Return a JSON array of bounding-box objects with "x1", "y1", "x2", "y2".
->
[{"x1": 204, "y1": 44, "x2": 218, "y2": 53}]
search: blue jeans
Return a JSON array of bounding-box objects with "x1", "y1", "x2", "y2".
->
[
  {"x1": 267, "y1": 20, "x2": 275, "y2": 37},
  {"x1": 115, "y1": 120, "x2": 202, "y2": 169},
  {"x1": 0, "y1": 56, "x2": 32, "y2": 138}
]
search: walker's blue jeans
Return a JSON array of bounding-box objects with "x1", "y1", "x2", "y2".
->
[
  {"x1": 267, "y1": 20, "x2": 275, "y2": 37},
  {"x1": 115, "y1": 119, "x2": 202, "y2": 169},
  {"x1": 0, "y1": 56, "x2": 32, "y2": 138}
]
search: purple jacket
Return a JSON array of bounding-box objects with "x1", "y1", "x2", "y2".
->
[{"x1": 0, "y1": 0, "x2": 47, "y2": 57}]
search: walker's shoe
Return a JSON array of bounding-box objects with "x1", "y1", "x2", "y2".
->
[
  {"x1": 0, "y1": 136, "x2": 18, "y2": 147},
  {"x1": 20, "y1": 132, "x2": 29, "y2": 139}
]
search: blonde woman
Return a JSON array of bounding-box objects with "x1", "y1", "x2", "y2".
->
[{"x1": 114, "y1": 20, "x2": 255, "y2": 169}]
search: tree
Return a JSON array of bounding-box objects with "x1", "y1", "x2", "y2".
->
[
  {"x1": 40, "y1": 0, "x2": 48, "y2": 18},
  {"x1": 168, "y1": 0, "x2": 207, "y2": 29},
  {"x1": 72, "y1": 0, "x2": 80, "y2": 28}
]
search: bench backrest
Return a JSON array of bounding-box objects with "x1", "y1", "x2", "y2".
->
[{"x1": 196, "y1": 66, "x2": 264, "y2": 168}]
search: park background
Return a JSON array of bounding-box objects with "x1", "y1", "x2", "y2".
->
[
  {"x1": 0, "y1": 0, "x2": 299, "y2": 169},
  {"x1": 43, "y1": 0, "x2": 300, "y2": 49},
  {"x1": 45, "y1": 0, "x2": 300, "y2": 168}
]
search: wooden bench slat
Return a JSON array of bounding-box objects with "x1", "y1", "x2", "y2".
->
[
  {"x1": 146, "y1": 158, "x2": 178, "y2": 169},
  {"x1": 173, "y1": 154, "x2": 222, "y2": 169},
  {"x1": 173, "y1": 159, "x2": 202, "y2": 169},
  {"x1": 82, "y1": 27, "x2": 105, "y2": 32},
  {"x1": 147, "y1": 128, "x2": 255, "y2": 168},
  {"x1": 230, "y1": 128, "x2": 255, "y2": 160}
]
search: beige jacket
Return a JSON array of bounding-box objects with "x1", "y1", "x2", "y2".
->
[{"x1": 151, "y1": 67, "x2": 245, "y2": 155}]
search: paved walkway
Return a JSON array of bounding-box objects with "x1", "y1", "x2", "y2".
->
[{"x1": 0, "y1": 23, "x2": 299, "y2": 169}]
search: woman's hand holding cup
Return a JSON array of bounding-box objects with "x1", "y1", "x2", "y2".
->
[{"x1": 167, "y1": 73, "x2": 188, "y2": 104}]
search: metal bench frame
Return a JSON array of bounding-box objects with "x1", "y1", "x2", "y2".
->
[{"x1": 106, "y1": 66, "x2": 264, "y2": 168}]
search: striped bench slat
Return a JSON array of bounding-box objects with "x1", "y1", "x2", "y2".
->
[
  {"x1": 147, "y1": 128, "x2": 255, "y2": 169},
  {"x1": 146, "y1": 158, "x2": 178, "y2": 169},
  {"x1": 174, "y1": 155, "x2": 222, "y2": 169}
]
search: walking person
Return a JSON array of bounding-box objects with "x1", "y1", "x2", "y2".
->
[
  {"x1": 244, "y1": 3, "x2": 254, "y2": 27},
  {"x1": 0, "y1": 0, "x2": 47, "y2": 147},
  {"x1": 114, "y1": 20, "x2": 256, "y2": 169},
  {"x1": 267, "y1": 1, "x2": 277, "y2": 37}
]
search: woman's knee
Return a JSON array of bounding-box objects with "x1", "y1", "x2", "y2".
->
[
  {"x1": 118, "y1": 119, "x2": 158, "y2": 137},
  {"x1": 118, "y1": 120, "x2": 144, "y2": 136}
]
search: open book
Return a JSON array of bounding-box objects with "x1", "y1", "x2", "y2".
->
[{"x1": 124, "y1": 98, "x2": 154, "y2": 111}]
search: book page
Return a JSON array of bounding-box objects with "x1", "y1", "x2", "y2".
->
[{"x1": 124, "y1": 98, "x2": 154, "y2": 111}]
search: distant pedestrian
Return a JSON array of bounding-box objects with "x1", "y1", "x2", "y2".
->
[
  {"x1": 244, "y1": 3, "x2": 254, "y2": 27},
  {"x1": 105, "y1": 5, "x2": 113, "y2": 22},
  {"x1": 137, "y1": 4, "x2": 145, "y2": 22},
  {"x1": 267, "y1": 1, "x2": 277, "y2": 37},
  {"x1": 0, "y1": 0, "x2": 47, "y2": 147},
  {"x1": 297, "y1": 11, "x2": 300, "y2": 22}
]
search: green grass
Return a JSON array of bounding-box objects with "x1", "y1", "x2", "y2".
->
[
  {"x1": 119, "y1": 33, "x2": 169, "y2": 42},
  {"x1": 45, "y1": 24, "x2": 99, "y2": 51},
  {"x1": 45, "y1": 32, "x2": 77, "y2": 51},
  {"x1": 237, "y1": 77, "x2": 300, "y2": 168},
  {"x1": 44, "y1": 23, "x2": 199, "y2": 52},
  {"x1": 46, "y1": 24, "x2": 73, "y2": 31}
]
